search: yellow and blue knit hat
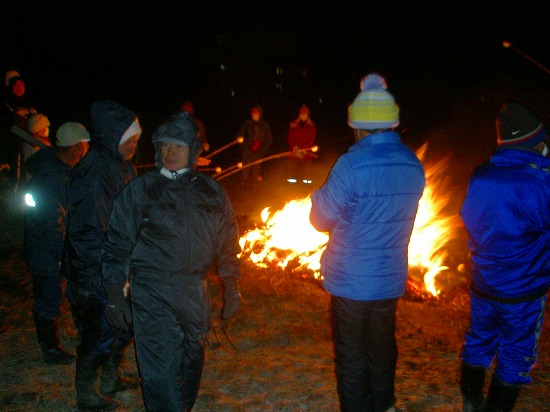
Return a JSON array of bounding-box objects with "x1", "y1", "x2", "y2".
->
[{"x1": 348, "y1": 73, "x2": 399, "y2": 130}]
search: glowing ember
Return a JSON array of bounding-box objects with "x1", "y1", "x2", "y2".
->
[{"x1": 239, "y1": 143, "x2": 462, "y2": 296}]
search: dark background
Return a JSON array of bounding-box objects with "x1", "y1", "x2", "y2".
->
[{"x1": 2, "y1": 1, "x2": 549, "y2": 179}]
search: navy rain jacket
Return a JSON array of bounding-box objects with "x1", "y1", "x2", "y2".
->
[
  {"x1": 25, "y1": 147, "x2": 71, "y2": 274},
  {"x1": 62, "y1": 100, "x2": 137, "y2": 290}
]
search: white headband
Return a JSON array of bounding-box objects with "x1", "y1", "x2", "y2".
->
[{"x1": 119, "y1": 119, "x2": 141, "y2": 146}]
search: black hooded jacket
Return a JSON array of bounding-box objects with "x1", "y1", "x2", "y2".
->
[
  {"x1": 102, "y1": 111, "x2": 241, "y2": 286},
  {"x1": 102, "y1": 170, "x2": 242, "y2": 286},
  {"x1": 63, "y1": 100, "x2": 138, "y2": 290}
]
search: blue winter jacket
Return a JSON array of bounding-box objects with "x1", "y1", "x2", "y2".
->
[
  {"x1": 460, "y1": 147, "x2": 550, "y2": 301},
  {"x1": 310, "y1": 131, "x2": 425, "y2": 301},
  {"x1": 25, "y1": 147, "x2": 71, "y2": 274},
  {"x1": 62, "y1": 101, "x2": 137, "y2": 290}
]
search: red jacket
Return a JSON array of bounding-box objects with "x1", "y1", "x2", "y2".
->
[{"x1": 287, "y1": 118, "x2": 316, "y2": 160}]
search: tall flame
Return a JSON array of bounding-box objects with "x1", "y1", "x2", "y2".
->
[
  {"x1": 407, "y1": 144, "x2": 462, "y2": 296},
  {"x1": 239, "y1": 143, "x2": 461, "y2": 296}
]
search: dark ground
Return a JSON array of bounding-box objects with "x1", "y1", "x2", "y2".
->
[{"x1": 1, "y1": 155, "x2": 549, "y2": 411}]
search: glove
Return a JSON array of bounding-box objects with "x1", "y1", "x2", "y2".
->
[
  {"x1": 104, "y1": 284, "x2": 132, "y2": 331},
  {"x1": 222, "y1": 278, "x2": 241, "y2": 320}
]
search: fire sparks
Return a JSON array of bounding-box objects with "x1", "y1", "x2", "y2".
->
[{"x1": 239, "y1": 143, "x2": 462, "y2": 296}]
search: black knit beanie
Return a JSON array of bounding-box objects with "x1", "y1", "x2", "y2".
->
[{"x1": 496, "y1": 102, "x2": 546, "y2": 148}]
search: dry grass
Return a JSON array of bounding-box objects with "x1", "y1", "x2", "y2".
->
[{"x1": 1, "y1": 199, "x2": 549, "y2": 411}]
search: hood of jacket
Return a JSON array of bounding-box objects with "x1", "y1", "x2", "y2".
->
[
  {"x1": 151, "y1": 111, "x2": 201, "y2": 169},
  {"x1": 90, "y1": 100, "x2": 137, "y2": 161}
]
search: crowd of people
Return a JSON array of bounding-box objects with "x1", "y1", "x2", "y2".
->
[{"x1": 1, "y1": 67, "x2": 548, "y2": 412}]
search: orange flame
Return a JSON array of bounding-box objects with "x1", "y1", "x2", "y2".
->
[
  {"x1": 408, "y1": 144, "x2": 462, "y2": 296},
  {"x1": 239, "y1": 197, "x2": 328, "y2": 277},
  {"x1": 239, "y1": 143, "x2": 461, "y2": 296}
]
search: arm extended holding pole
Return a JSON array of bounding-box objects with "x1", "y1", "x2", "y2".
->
[{"x1": 216, "y1": 146, "x2": 318, "y2": 181}]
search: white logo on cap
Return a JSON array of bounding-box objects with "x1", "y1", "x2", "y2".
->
[{"x1": 511, "y1": 130, "x2": 521, "y2": 135}]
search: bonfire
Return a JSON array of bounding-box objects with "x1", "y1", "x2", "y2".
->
[{"x1": 238, "y1": 143, "x2": 463, "y2": 299}]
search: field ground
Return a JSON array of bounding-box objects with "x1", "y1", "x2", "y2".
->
[{"x1": 1, "y1": 175, "x2": 549, "y2": 411}]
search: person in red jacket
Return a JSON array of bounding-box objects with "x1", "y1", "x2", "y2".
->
[{"x1": 286, "y1": 104, "x2": 316, "y2": 185}]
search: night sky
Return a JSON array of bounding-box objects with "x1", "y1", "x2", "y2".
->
[{"x1": 2, "y1": 1, "x2": 549, "y2": 172}]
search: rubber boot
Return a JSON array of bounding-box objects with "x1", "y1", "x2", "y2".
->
[
  {"x1": 460, "y1": 362, "x2": 486, "y2": 412},
  {"x1": 486, "y1": 375, "x2": 521, "y2": 412},
  {"x1": 76, "y1": 356, "x2": 119, "y2": 411},
  {"x1": 34, "y1": 314, "x2": 76, "y2": 365},
  {"x1": 99, "y1": 346, "x2": 139, "y2": 397}
]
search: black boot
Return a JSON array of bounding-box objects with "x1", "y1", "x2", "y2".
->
[
  {"x1": 99, "y1": 346, "x2": 140, "y2": 397},
  {"x1": 33, "y1": 314, "x2": 76, "y2": 365},
  {"x1": 486, "y1": 375, "x2": 521, "y2": 412},
  {"x1": 460, "y1": 362, "x2": 486, "y2": 412},
  {"x1": 76, "y1": 356, "x2": 119, "y2": 411}
]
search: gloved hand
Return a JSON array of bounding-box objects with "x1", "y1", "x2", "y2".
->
[
  {"x1": 222, "y1": 278, "x2": 241, "y2": 320},
  {"x1": 104, "y1": 284, "x2": 132, "y2": 331}
]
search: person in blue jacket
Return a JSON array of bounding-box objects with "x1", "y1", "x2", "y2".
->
[
  {"x1": 25, "y1": 122, "x2": 89, "y2": 365},
  {"x1": 62, "y1": 100, "x2": 142, "y2": 411},
  {"x1": 309, "y1": 73, "x2": 425, "y2": 412},
  {"x1": 459, "y1": 102, "x2": 550, "y2": 412}
]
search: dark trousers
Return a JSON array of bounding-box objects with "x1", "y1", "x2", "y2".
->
[
  {"x1": 66, "y1": 284, "x2": 133, "y2": 363},
  {"x1": 131, "y1": 276, "x2": 210, "y2": 411},
  {"x1": 331, "y1": 295, "x2": 398, "y2": 412},
  {"x1": 241, "y1": 149, "x2": 263, "y2": 182},
  {"x1": 32, "y1": 270, "x2": 64, "y2": 320}
]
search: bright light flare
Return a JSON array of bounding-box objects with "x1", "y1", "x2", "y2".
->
[{"x1": 25, "y1": 193, "x2": 36, "y2": 207}]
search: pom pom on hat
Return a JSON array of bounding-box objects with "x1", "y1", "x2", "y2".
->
[
  {"x1": 348, "y1": 73, "x2": 399, "y2": 130},
  {"x1": 56, "y1": 122, "x2": 90, "y2": 147},
  {"x1": 496, "y1": 102, "x2": 547, "y2": 148},
  {"x1": 4, "y1": 70, "x2": 21, "y2": 87},
  {"x1": 27, "y1": 114, "x2": 50, "y2": 134}
]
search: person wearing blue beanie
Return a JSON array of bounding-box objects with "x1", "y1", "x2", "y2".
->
[{"x1": 459, "y1": 101, "x2": 550, "y2": 412}]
